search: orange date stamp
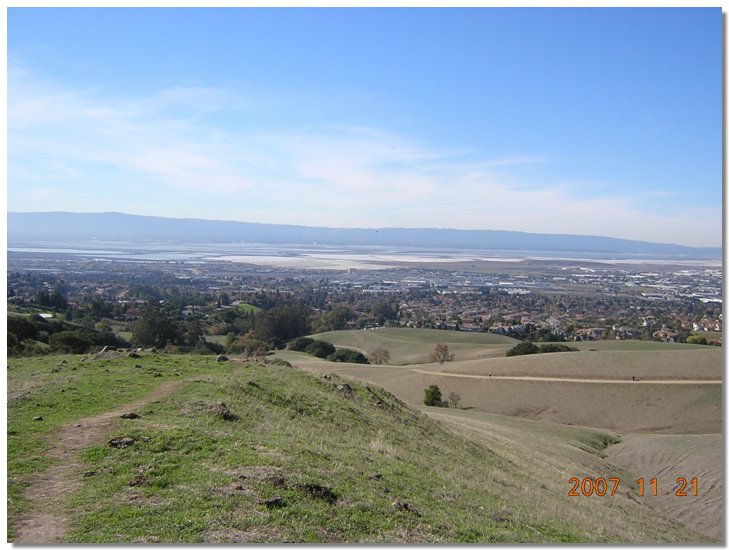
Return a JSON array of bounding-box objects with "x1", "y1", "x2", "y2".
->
[{"x1": 568, "y1": 477, "x2": 698, "y2": 497}]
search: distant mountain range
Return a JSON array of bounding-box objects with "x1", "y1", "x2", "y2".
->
[{"x1": 7, "y1": 211, "x2": 722, "y2": 258}]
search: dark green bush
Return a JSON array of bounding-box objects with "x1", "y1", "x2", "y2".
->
[
  {"x1": 305, "y1": 340, "x2": 336, "y2": 358},
  {"x1": 506, "y1": 341, "x2": 540, "y2": 356},
  {"x1": 288, "y1": 336, "x2": 315, "y2": 351},
  {"x1": 538, "y1": 343, "x2": 578, "y2": 353},
  {"x1": 328, "y1": 349, "x2": 369, "y2": 364},
  {"x1": 49, "y1": 330, "x2": 94, "y2": 354},
  {"x1": 506, "y1": 341, "x2": 577, "y2": 356},
  {"x1": 423, "y1": 384, "x2": 444, "y2": 407}
]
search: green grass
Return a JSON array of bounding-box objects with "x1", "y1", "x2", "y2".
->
[
  {"x1": 312, "y1": 328, "x2": 519, "y2": 364},
  {"x1": 691, "y1": 331, "x2": 722, "y2": 342},
  {"x1": 237, "y1": 303, "x2": 261, "y2": 313},
  {"x1": 116, "y1": 331, "x2": 133, "y2": 342},
  {"x1": 51, "y1": 363, "x2": 589, "y2": 543},
  {"x1": 6, "y1": 353, "x2": 217, "y2": 537}
]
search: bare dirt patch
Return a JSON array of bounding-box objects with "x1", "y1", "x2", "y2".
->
[{"x1": 12, "y1": 381, "x2": 183, "y2": 543}]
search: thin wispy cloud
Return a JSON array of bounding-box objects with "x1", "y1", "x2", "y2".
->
[{"x1": 7, "y1": 64, "x2": 720, "y2": 247}]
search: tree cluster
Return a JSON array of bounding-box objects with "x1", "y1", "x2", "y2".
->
[
  {"x1": 7, "y1": 313, "x2": 128, "y2": 356},
  {"x1": 287, "y1": 337, "x2": 368, "y2": 364},
  {"x1": 505, "y1": 341, "x2": 578, "y2": 357}
]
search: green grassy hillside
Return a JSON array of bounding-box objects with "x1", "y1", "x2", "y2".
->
[{"x1": 7, "y1": 352, "x2": 714, "y2": 543}]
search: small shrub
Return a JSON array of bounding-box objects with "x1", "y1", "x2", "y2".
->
[{"x1": 424, "y1": 384, "x2": 444, "y2": 407}]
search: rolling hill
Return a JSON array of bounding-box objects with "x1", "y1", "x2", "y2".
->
[
  {"x1": 8, "y1": 352, "x2": 717, "y2": 543},
  {"x1": 287, "y1": 328, "x2": 722, "y2": 540}
]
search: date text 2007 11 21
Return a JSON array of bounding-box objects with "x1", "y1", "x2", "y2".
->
[{"x1": 568, "y1": 477, "x2": 698, "y2": 497}]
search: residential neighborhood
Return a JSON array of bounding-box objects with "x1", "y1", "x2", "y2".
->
[{"x1": 8, "y1": 250, "x2": 722, "y2": 351}]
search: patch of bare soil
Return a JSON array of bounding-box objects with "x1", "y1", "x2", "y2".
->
[
  {"x1": 605, "y1": 433, "x2": 723, "y2": 541},
  {"x1": 11, "y1": 381, "x2": 183, "y2": 544}
]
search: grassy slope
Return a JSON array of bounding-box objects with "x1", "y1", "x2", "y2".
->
[
  {"x1": 7, "y1": 353, "x2": 711, "y2": 543},
  {"x1": 312, "y1": 327, "x2": 519, "y2": 364},
  {"x1": 435, "y1": 347, "x2": 723, "y2": 380},
  {"x1": 422, "y1": 407, "x2": 714, "y2": 543},
  {"x1": 295, "y1": 331, "x2": 721, "y2": 434},
  {"x1": 7, "y1": 354, "x2": 215, "y2": 537},
  {"x1": 293, "y1": 361, "x2": 721, "y2": 434},
  {"x1": 569, "y1": 340, "x2": 715, "y2": 351}
]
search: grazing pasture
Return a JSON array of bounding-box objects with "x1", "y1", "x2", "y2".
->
[
  {"x1": 431, "y1": 347, "x2": 722, "y2": 380},
  {"x1": 312, "y1": 328, "x2": 519, "y2": 364},
  {"x1": 295, "y1": 360, "x2": 721, "y2": 434}
]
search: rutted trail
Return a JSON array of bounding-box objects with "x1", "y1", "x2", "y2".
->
[{"x1": 12, "y1": 380, "x2": 184, "y2": 543}]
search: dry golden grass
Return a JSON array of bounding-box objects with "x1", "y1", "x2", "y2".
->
[
  {"x1": 605, "y1": 433, "x2": 723, "y2": 540},
  {"x1": 294, "y1": 359, "x2": 721, "y2": 434},
  {"x1": 421, "y1": 407, "x2": 721, "y2": 542},
  {"x1": 312, "y1": 327, "x2": 518, "y2": 364},
  {"x1": 433, "y1": 347, "x2": 722, "y2": 380}
]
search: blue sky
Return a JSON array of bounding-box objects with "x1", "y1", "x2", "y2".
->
[{"x1": 7, "y1": 7, "x2": 722, "y2": 247}]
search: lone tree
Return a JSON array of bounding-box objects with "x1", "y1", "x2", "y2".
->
[
  {"x1": 430, "y1": 343, "x2": 454, "y2": 364},
  {"x1": 447, "y1": 391, "x2": 462, "y2": 409},
  {"x1": 370, "y1": 348, "x2": 391, "y2": 365},
  {"x1": 423, "y1": 384, "x2": 444, "y2": 407}
]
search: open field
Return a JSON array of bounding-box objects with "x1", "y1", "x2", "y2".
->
[
  {"x1": 7, "y1": 352, "x2": 715, "y2": 543},
  {"x1": 295, "y1": 360, "x2": 721, "y2": 434},
  {"x1": 569, "y1": 340, "x2": 716, "y2": 351},
  {"x1": 312, "y1": 328, "x2": 519, "y2": 364},
  {"x1": 431, "y1": 347, "x2": 722, "y2": 380}
]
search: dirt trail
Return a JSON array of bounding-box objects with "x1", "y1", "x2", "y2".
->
[
  {"x1": 12, "y1": 380, "x2": 184, "y2": 544},
  {"x1": 409, "y1": 369, "x2": 721, "y2": 384}
]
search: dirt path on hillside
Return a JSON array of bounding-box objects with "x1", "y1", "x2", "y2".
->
[
  {"x1": 409, "y1": 369, "x2": 722, "y2": 384},
  {"x1": 11, "y1": 380, "x2": 184, "y2": 544}
]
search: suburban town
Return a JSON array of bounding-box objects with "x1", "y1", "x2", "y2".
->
[{"x1": 8, "y1": 250, "x2": 722, "y2": 353}]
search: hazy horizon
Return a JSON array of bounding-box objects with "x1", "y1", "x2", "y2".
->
[
  {"x1": 7, "y1": 211, "x2": 722, "y2": 256},
  {"x1": 5, "y1": 209, "x2": 725, "y2": 250},
  {"x1": 8, "y1": 8, "x2": 722, "y2": 247}
]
